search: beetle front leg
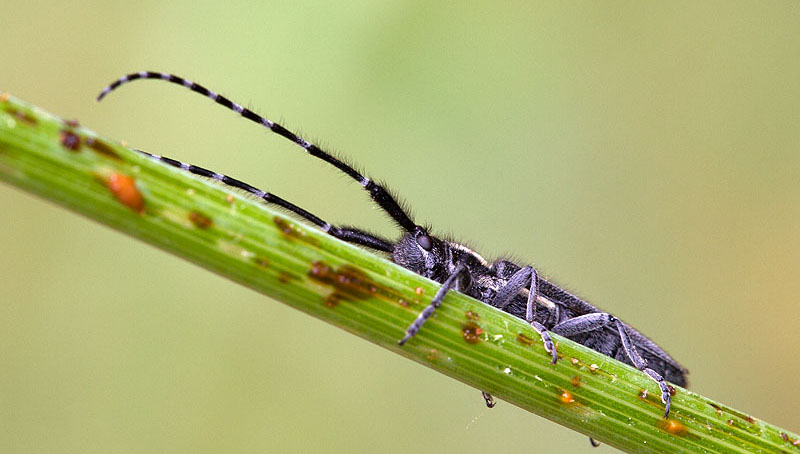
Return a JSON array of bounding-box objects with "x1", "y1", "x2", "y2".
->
[{"x1": 398, "y1": 262, "x2": 466, "y2": 346}]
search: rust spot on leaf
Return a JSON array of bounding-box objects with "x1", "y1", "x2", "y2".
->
[
  {"x1": 189, "y1": 211, "x2": 213, "y2": 229},
  {"x1": 274, "y1": 217, "x2": 295, "y2": 236},
  {"x1": 273, "y1": 216, "x2": 316, "y2": 245},
  {"x1": 426, "y1": 349, "x2": 438, "y2": 361},
  {"x1": 658, "y1": 419, "x2": 688, "y2": 436},
  {"x1": 59, "y1": 129, "x2": 81, "y2": 151},
  {"x1": 559, "y1": 390, "x2": 575, "y2": 404},
  {"x1": 277, "y1": 271, "x2": 294, "y2": 284},
  {"x1": 461, "y1": 322, "x2": 483, "y2": 344},
  {"x1": 86, "y1": 137, "x2": 121, "y2": 161},
  {"x1": 4, "y1": 106, "x2": 37, "y2": 125},
  {"x1": 708, "y1": 401, "x2": 759, "y2": 425},
  {"x1": 324, "y1": 294, "x2": 340, "y2": 307},
  {"x1": 308, "y1": 261, "x2": 386, "y2": 306},
  {"x1": 778, "y1": 431, "x2": 799, "y2": 447},
  {"x1": 516, "y1": 332, "x2": 534, "y2": 346},
  {"x1": 105, "y1": 172, "x2": 144, "y2": 213},
  {"x1": 308, "y1": 261, "x2": 421, "y2": 319},
  {"x1": 465, "y1": 310, "x2": 480, "y2": 321}
]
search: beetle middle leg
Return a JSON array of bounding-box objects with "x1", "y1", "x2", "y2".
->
[{"x1": 490, "y1": 266, "x2": 557, "y2": 364}]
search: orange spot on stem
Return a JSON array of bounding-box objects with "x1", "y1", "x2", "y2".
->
[
  {"x1": 106, "y1": 172, "x2": 144, "y2": 213},
  {"x1": 426, "y1": 349, "x2": 438, "y2": 361},
  {"x1": 659, "y1": 419, "x2": 688, "y2": 436}
]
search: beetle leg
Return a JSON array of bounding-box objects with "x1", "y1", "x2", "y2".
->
[
  {"x1": 398, "y1": 262, "x2": 466, "y2": 345},
  {"x1": 613, "y1": 318, "x2": 673, "y2": 419},
  {"x1": 551, "y1": 313, "x2": 673, "y2": 418},
  {"x1": 491, "y1": 266, "x2": 557, "y2": 364},
  {"x1": 481, "y1": 391, "x2": 496, "y2": 408}
]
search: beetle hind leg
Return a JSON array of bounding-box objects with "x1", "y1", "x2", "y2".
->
[
  {"x1": 612, "y1": 318, "x2": 673, "y2": 419},
  {"x1": 550, "y1": 313, "x2": 673, "y2": 418}
]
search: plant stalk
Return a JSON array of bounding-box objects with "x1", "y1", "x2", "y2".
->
[{"x1": 1, "y1": 93, "x2": 797, "y2": 453}]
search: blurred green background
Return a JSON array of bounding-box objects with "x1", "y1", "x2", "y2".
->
[{"x1": 1, "y1": 2, "x2": 798, "y2": 452}]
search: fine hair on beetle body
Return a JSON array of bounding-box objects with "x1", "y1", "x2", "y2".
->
[{"x1": 97, "y1": 71, "x2": 688, "y2": 427}]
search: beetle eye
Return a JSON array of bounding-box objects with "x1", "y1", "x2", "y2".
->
[{"x1": 416, "y1": 234, "x2": 432, "y2": 251}]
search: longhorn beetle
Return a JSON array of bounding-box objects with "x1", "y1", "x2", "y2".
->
[{"x1": 97, "y1": 71, "x2": 688, "y2": 422}]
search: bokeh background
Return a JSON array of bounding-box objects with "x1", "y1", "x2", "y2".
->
[{"x1": 1, "y1": 2, "x2": 798, "y2": 453}]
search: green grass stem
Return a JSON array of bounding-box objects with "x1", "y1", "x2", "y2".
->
[{"x1": 1, "y1": 93, "x2": 797, "y2": 453}]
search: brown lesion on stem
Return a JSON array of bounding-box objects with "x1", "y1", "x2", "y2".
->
[
  {"x1": 308, "y1": 260, "x2": 415, "y2": 310},
  {"x1": 59, "y1": 129, "x2": 81, "y2": 151},
  {"x1": 85, "y1": 136, "x2": 121, "y2": 161},
  {"x1": 2, "y1": 104, "x2": 37, "y2": 126},
  {"x1": 461, "y1": 322, "x2": 483, "y2": 344},
  {"x1": 189, "y1": 210, "x2": 213, "y2": 229}
]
